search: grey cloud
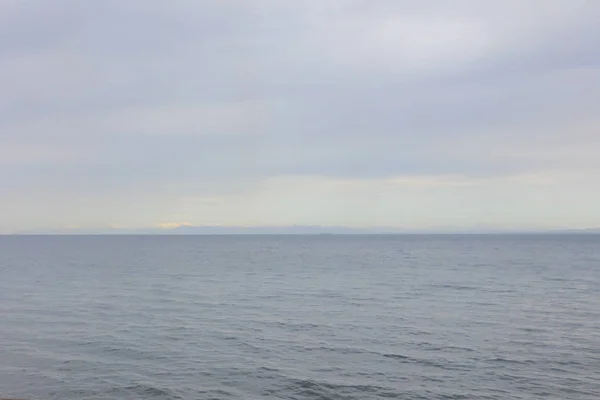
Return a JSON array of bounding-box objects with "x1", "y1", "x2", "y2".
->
[{"x1": 1, "y1": 1, "x2": 600, "y2": 229}]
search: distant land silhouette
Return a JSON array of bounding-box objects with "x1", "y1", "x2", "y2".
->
[{"x1": 7, "y1": 226, "x2": 600, "y2": 235}]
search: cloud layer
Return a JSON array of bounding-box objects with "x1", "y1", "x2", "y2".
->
[{"x1": 1, "y1": 0, "x2": 599, "y2": 232}]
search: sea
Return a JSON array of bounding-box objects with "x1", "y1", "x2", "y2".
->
[{"x1": 0, "y1": 234, "x2": 599, "y2": 400}]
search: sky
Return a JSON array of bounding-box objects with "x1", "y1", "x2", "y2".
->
[{"x1": 1, "y1": 0, "x2": 600, "y2": 233}]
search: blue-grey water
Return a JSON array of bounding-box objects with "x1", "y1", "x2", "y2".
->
[{"x1": 1, "y1": 235, "x2": 599, "y2": 400}]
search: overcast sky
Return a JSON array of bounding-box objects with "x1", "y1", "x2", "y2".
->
[{"x1": 1, "y1": 0, "x2": 599, "y2": 232}]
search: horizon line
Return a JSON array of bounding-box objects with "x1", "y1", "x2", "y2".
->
[{"x1": 3, "y1": 231, "x2": 600, "y2": 236}]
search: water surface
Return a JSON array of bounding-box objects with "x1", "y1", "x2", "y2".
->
[{"x1": 1, "y1": 235, "x2": 599, "y2": 399}]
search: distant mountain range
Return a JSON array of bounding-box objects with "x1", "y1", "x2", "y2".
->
[{"x1": 8, "y1": 225, "x2": 600, "y2": 235}]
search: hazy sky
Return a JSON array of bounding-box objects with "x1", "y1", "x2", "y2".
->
[{"x1": 2, "y1": 0, "x2": 600, "y2": 232}]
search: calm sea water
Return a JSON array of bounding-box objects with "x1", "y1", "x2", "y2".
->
[{"x1": 0, "y1": 235, "x2": 599, "y2": 400}]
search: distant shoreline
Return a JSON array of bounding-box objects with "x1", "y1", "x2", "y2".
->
[{"x1": 2, "y1": 231, "x2": 600, "y2": 236}]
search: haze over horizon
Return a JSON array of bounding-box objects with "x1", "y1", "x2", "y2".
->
[{"x1": 2, "y1": 1, "x2": 600, "y2": 233}]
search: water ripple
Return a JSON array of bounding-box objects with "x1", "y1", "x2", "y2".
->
[{"x1": 1, "y1": 234, "x2": 599, "y2": 399}]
